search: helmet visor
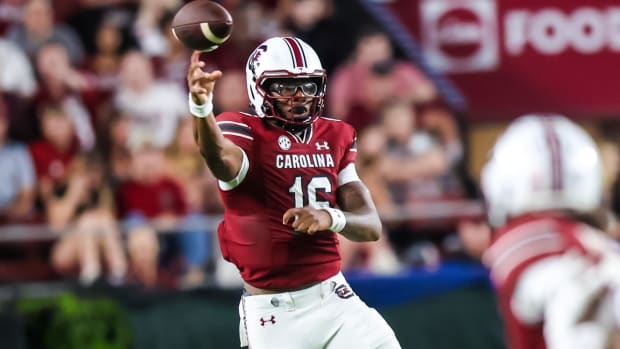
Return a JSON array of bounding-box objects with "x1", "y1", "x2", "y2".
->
[{"x1": 268, "y1": 80, "x2": 319, "y2": 97}]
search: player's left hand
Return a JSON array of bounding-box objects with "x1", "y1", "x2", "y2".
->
[{"x1": 283, "y1": 207, "x2": 332, "y2": 234}]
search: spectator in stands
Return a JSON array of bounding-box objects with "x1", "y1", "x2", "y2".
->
[
  {"x1": 81, "y1": 15, "x2": 129, "y2": 148},
  {"x1": 48, "y1": 152, "x2": 127, "y2": 285},
  {"x1": 165, "y1": 117, "x2": 222, "y2": 287},
  {"x1": 356, "y1": 125, "x2": 396, "y2": 219},
  {"x1": 35, "y1": 42, "x2": 88, "y2": 101},
  {"x1": 0, "y1": 38, "x2": 39, "y2": 143},
  {"x1": 418, "y1": 105, "x2": 464, "y2": 179},
  {"x1": 64, "y1": 1, "x2": 138, "y2": 63},
  {"x1": 481, "y1": 114, "x2": 620, "y2": 349},
  {"x1": 164, "y1": 117, "x2": 223, "y2": 216},
  {"x1": 0, "y1": 98, "x2": 50, "y2": 281},
  {"x1": 113, "y1": 50, "x2": 187, "y2": 149},
  {"x1": 6, "y1": 0, "x2": 85, "y2": 65},
  {"x1": 29, "y1": 104, "x2": 80, "y2": 195},
  {"x1": 328, "y1": 26, "x2": 437, "y2": 131},
  {"x1": 380, "y1": 101, "x2": 455, "y2": 203},
  {"x1": 28, "y1": 105, "x2": 140, "y2": 285},
  {"x1": 133, "y1": 0, "x2": 182, "y2": 57},
  {"x1": 86, "y1": 14, "x2": 126, "y2": 91},
  {"x1": 115, "y1": 136, "x2": 189, "y2": 287},
  {"x1": 377, "y1": 101, "x2": 467, "y2": 265},
  {"x1": 34, "y1": 43, "x2": 96, "y2": 151},
  {"x1": 29, "y1": 104, "x2": 151, "y2": 287},
  {"x1": 0, "y1": 97, "x2": 37, "y2": 224},
  {"x1": 153, "y1": 11, "x2": 191, "y2": 90},
  {"x1": 336, "y1": 124, "x2": 401, "y2": 274}
]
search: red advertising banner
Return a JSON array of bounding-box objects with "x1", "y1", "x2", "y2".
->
[{"x1": 387, "y1": 0, "x2": 620, "y2": 121}]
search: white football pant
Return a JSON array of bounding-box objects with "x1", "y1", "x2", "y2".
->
[{"x1": 239, "y1": 272, "x2": 401, "y2": 349}]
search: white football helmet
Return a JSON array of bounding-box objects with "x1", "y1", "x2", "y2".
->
[
  {"x1": 481, "y1": 114, "x2": 603, "y2": 227},
  {"x1": 245, "y1": 37, "x2": 326, "y2": 129}
]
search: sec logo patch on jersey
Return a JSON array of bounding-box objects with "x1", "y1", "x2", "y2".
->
[{"x1": 278, "y1": 135, "x2": 291, "y2": 150}]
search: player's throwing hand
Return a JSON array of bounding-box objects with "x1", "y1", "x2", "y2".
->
[{"x1": 187, "y1": 51, "x2": 222, "y2": 104}]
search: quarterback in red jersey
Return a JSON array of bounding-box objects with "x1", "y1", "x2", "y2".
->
[
  {"x1": 187, "y1": 37, "x2": 401, "y2": 349},
  {"x1": 480, "y1": 114, "x2": 620, "y2": 349}
]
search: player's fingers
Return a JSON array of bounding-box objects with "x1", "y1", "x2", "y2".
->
[
  {"x1": 192, "y1": 71, "x2": 222, "y2": 89},
  {"x1": 189, "y1": 59, "x2": 205, "y2": 70},
  {"x1": 190, "y1": 51, "x2": 201, "y2": 64},
  {"x1": 190, "y1": 86, "x2": 208, "y2": 95},
  {"x1": 203, "y1": 70, "x2": 223, "y2": 83},
  {"x1": 188, "y1": 68, "x2": 204, "y2": 84},
  {"x1": 290, "y1": 215, "x2": 306, "y2": 230},
  {"x1": 187, "y1": 67, "x2": 198, "y2": 82},
  {"x1": 293, "y1": 215, "x2": 317, "y2": 232},
  {"x1": 293, "y1": 220, "x2": 310, "y2": 233},
  {"x1": 187, "y1": 59, "x2": 204, "y2": 76},
  {"x1": 192, "y1": 64, "x2": 207, "y2": 78},
  {"x1": 190, "y1": 79, "x2": 207, "y2": 91},
  {"x1": 283, "y1": 208, "x2": 303, "y2": 225},
  {"x1": 290, "y1": 214, "x2": 308, "y2": 230},
  {"x1": 307, "y1": 222, "x2": 323, "y2": 234}
]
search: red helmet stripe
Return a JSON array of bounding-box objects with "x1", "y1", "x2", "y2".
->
[
  {"x1": 283, "y1": 37, "x2": 305, "y2": 68},
  {"x1": 541, "y1": 117, "x2": 563, "y2": 190}
]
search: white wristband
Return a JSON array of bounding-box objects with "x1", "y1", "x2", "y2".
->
[
  {"x1": 189, "y1": 92, "x2": 213, "y2": 118},
  {"x1": 323, "y1": 208, "x2": 347, "y2": 233}
]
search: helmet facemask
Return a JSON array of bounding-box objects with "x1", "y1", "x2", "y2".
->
[{"x1": 258, "y1": 75, "x2": 326, "y2": 131}]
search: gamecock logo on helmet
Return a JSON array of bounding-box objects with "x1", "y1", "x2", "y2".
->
[{"x1": 248, "y1": 44, "x2": 267, "y2": 77}]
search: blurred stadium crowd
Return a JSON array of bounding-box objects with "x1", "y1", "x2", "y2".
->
[{"x1": 5, "y1": 0, "x2": 612, "y2": 292}]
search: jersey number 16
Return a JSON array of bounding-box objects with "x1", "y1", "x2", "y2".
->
[{"x1": 288, "y1": 175, "x2": 332, "y2": 209}]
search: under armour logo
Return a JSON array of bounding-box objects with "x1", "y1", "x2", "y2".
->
[
  {"x1": 335, "y1": 284, "x2": 355, "y2": 299},
  {"x1": 260, "y1": 315, "x2": 276, "y2": 326},
  {"x1": 315, "y1": 141, "x2": 329, "y2": 150}
]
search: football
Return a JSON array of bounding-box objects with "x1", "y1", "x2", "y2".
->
[{"x1": 171, "y1": 0, "x2": 233, "y2": 52}]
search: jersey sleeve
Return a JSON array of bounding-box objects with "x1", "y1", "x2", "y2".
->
[
  {"x1": 215, "y1": 112, "x2": 254, "y2": 151},
  {"x1": 339, "y1": 122, "x2": 357, "y2": 171},
  {"x1": 334, "y1": 121, "x2": 360, "y2": 186},
  {"x1": 214, "y1": 112, "x2": 254, "y2": 191}
]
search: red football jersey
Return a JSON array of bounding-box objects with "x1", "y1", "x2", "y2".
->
[
  {"x1": 214, "y1": 112, "x2": 357, "y2": 289},
  {"x1": 482, "y1": 213, "x2": 595, "y2": 349}
]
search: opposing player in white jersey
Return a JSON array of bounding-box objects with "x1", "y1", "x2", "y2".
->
[
  {"x1": 186, "y1": 37, "x2": 401, "y2": 348},
  {"x1": 481, "y1": 114, "x2": 620, "y2": 349}
]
